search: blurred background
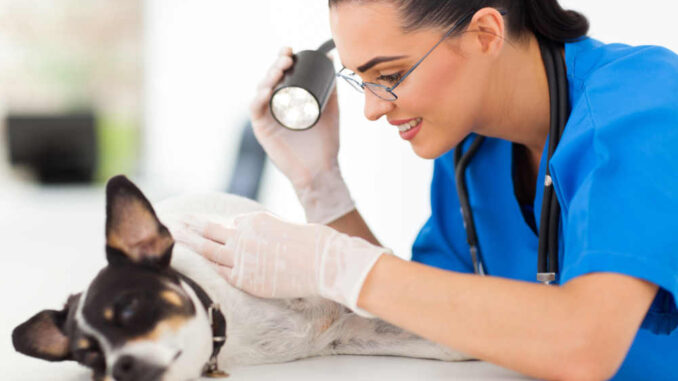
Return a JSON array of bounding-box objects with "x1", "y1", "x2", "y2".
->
[{"x1": 1, "y1": 0, "x2": 676, "y2": 378}]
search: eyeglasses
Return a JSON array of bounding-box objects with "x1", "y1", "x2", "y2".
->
[{"x1": 336, "y1": 9, "x2": 506, "y2": 101}]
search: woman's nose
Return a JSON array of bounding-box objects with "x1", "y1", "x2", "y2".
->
[{"x1": 363, "y1": 90, "x2": 394, "y2": 121}]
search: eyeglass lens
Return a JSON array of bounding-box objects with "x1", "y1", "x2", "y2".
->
[{"x1": 338, "y1": 72, "x2": 396, "y2": 101}]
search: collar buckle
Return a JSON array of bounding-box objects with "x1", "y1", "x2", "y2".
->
[{"x1": 202, "y1": 356, "x2": 229, "y2": 378}]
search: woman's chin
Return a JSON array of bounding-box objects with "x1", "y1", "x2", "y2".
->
[{"x1": 410, "y1": 140, "x2": 448, "y2": 160}]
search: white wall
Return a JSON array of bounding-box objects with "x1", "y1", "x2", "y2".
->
[
  {"x1": 561, "y1": 0, "x2": 677, "y2": 49},
  {"x1": 143, "y1": 0, "x2": 678, "y2": 259}
]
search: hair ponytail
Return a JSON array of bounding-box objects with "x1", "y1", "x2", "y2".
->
[
  {"x1": 522, "y1": 0, "x2": 589, "y2": 42},
  {"x1": 329, "y1": 0, "x2": 589, "y2": 43}
]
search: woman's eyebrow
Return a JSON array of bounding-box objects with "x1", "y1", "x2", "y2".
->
[{"x1": 357, "y1": 55, "x2": 408, "y2": 73}]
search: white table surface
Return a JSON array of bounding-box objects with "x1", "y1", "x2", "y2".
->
[{"x1": 0, "y1": 183, "x2": 531, "y2": 380}]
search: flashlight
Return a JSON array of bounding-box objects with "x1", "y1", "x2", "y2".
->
[{"x1": 270, "y1": 39, "x2": 336, "y2": 130}]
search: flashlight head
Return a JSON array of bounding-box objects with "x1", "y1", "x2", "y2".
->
[
  {"x1": 270, "y1": 50, "x2": 335, "y2": 131},
  {"x1": 270, "y1": 86, "x2": 321, "y2": 130}
]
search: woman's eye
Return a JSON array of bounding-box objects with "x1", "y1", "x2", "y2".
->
[{"x1": 376, "y1": 72, "x2": 402, "y2": 84}]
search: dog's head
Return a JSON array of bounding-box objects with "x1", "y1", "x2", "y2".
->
[{"x1": 12, "y1": 176, "x2": 215, "y2": 381}]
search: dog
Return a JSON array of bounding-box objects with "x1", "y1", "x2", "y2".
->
[{"x1": 12, "y1": 175, "x2": 469, "y2": 380}]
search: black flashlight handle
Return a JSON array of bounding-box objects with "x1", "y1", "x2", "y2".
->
[{"x1": 317, "y1": 39, "x2": 335, "y2": 54}]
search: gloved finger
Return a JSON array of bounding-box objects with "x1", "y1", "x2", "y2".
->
[
  {"x1": 232, "y1": 211, "x2": 278, "y2": 231},
  {"x1": 258, "y1": 57, "x2": 293, "y2": 90},
  {"x1": 172, "y1": 226, "x2": 204, "y2": 250},
  {"x1": 256, "y1": 53, "x2": 294, "y2": 92},
  {"x1": 201, "y1": 220, "x2": 237, "y2": 246},
  {"x1": 198, "y1": 235, "x2": 235, "y2": 267},
  {"x1": 256, "y1": 66, "x2": 281, "y2": 92},
  {"x1": 249, "y1": 87, "x2": 274, "y2": 121},
  {"x1": 211, "y1": 262, "x2": 235, "y2": 285},
  {"x1": 182, "y1": 215, "x2": 237, "y2": 245},
  {"x1": 174, "y1": 227, "x2": 235, "y2": 267},
  {"x1": 180, "y1": 214, "x2": 209, "y2": 233},
  {"x1": 279, "y1": 46, "x2": 293, "y2": 57}
]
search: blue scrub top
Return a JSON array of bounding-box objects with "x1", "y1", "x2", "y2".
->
[{"x1": 411, "y1": 37, "x2": 678, "y2": 380}]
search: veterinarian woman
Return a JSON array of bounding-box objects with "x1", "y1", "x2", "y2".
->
[{"x1": 179, "y1": 1, "x2": 678, "y2": 379}]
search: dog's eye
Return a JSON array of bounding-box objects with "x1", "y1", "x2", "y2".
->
[
  {"x1": 114, "y1": 295, "x2": 141, "y2": 327},
  {"x1": 111, "y1": 291, "x2": 162, "y2": 331}
]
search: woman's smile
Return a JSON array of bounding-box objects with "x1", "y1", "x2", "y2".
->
[{"x1": 388, "y1": 117, "x2": 423, "y2": 140}]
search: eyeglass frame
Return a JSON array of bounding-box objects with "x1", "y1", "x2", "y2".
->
[{"x1": 336, "y1": 9, "x2": 507, "y2": 101}]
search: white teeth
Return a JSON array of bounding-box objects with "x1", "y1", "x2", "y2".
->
[{"x1": 397, "y1": 118, "x2": 421, "y2": 132}]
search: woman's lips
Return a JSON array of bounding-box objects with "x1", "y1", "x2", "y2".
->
[
  {"x1": 399, "y1": 119, "x2": 422, "y2": 140},
  {"x1": 388, "y1": 117, "x2": 423, "y2": 140}
]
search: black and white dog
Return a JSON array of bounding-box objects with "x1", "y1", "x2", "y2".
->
[{"x1": 12, "y1": 175, "x2": 468, "y2": 380}]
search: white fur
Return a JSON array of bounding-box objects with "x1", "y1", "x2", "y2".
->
[{"x1": 151, "y1": 192, "x2": 470, "y2": 380}]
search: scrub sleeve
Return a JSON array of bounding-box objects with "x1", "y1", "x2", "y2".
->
[{"x1": 552, "y1": 42, "x2": 678, "y2": 335}]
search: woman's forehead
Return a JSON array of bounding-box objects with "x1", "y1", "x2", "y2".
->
[{"x1": 330, "y1": 1, "x2": 433, "y2": 71}]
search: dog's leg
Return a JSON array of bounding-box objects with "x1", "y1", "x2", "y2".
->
[{"x1": 316, "y1": 313, "x2": 472, "y2": 361}]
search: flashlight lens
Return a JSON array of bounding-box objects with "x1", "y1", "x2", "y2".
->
[{"x1": 271, "y1": 87, "x2": 320, "y2": 130}]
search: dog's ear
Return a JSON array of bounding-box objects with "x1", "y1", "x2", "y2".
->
[
  {"x1": 13, "y1": 306, "x2": 72, "y2": 362},
  {"x1": 105, "y1": 175, "x2": 174, "y2": 267}
]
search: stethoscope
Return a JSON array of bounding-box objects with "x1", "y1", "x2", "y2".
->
[{"x1": 454, "y1": 37, "x2": 569, "y2": 285}]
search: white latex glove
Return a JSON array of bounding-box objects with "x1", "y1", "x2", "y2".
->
[
  {"x1": 250, "y1": 47, "x2": 354, "y2": 224},
  {"x1": 174, "y1": 211, "x2": 389, "y2": 317}
]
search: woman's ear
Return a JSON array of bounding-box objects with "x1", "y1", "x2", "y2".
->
[{"x1": 469, "y1": 7, "x2": 506, "y2": 56}]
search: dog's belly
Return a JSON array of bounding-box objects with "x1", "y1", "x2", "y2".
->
[{"x1": 155, "y1": 193, "x2": 348, "y2": 366}]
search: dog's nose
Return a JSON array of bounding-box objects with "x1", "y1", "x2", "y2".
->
[{"x1": 112, "y1": 355, "x2": 164, "y2": 381}]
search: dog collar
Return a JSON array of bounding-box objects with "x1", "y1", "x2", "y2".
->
[{"x1": 175, "y1": 272, "x2": 228, "y2": 378}]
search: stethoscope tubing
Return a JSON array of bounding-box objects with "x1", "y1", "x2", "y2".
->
[
  {"x1": 538, "y1": 36, "x2": 568, "y2": 281},
  {"x1": 454, "y1": 37, "x2": 569, "y2": 284},
  {"x1": 454, "y1": 135, "x2": 486, "y2": 275}
]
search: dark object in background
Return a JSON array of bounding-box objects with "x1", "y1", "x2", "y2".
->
[
  {"x1": 227, "y1": 120, "x2": 266, "y2": 200},
  {"x1": 6, "y1": 113, "x2": 97, "y2": 184}
]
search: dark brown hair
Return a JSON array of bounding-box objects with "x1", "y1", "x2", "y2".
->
[{"x1": 328, "y1": 0, "x2": 589, "y2": 42}]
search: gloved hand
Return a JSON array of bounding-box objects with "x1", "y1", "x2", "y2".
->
[
  {"x1": 250, "y1": 47, "x2": 354, "y2": 224},
  {"x1": 174, "y1": 211, "x2": 390, "y2": 317}
]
